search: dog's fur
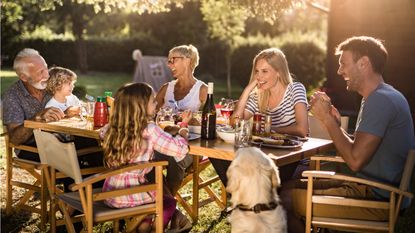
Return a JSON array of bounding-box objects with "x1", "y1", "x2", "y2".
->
[{"x1": 226, "y1": 147, "x2": 287, "y2": 233}]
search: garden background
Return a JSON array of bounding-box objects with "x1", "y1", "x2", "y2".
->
[{"x1": 1, "y1": 0, "x2": 414, "y2": 232}]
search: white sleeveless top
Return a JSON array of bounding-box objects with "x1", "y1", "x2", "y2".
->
[{"x1": 164, "y1": 79, "x2": 205, "y2": 112}]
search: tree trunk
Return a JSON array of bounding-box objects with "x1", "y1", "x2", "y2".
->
[
  {"x1": 225, "y1": 48, "x2": 232, "y2": 98},
  {"x1": 70, "y1": 4, "x2": 88, "y2": 74}
]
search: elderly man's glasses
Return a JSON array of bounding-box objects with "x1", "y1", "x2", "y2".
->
[{"x1": 167, "y1": 56, "x2": 185, "y2": 65}]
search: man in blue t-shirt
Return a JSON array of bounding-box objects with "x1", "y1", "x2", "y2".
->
[{"x1": 285, "y1": 36, "x2": 415, "y2": 233}]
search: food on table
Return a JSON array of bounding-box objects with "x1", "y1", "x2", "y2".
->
[
  {"x1": 252, "y1": 135, "x2": 284, "y2": 145},
  {"x1": 251, "y1": 134, "x2": 301, "y2": 146},
  {"x1": 189, "y1": 117, "x2": 201, "y2": 126}
]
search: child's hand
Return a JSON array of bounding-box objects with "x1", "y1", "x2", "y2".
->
[
  {"x1": 180, "y1": 110, "x2": 193, "y2": 124},
  {"x1": 164, "y1": 125, "x2": 180, "y2": 136}
]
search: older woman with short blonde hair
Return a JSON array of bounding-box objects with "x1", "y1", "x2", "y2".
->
[
  {"x1": 155, "y1": 44, "x2": 207, "y2": 112},
  {"x1": 154, "y1": 44, "x2": 207, "y2": 232}
]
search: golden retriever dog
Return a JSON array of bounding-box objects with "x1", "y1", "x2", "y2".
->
[{"x1": 226, "y1": 147, "x2": 287, "y2": 233}]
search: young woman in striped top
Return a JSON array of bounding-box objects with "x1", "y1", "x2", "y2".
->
[
  {"x1": 211, "y1": 48, "x2": 309, "y2": 186},
  {"x1": 233, "y1": 48, "x2": 309, "y2": 137}
]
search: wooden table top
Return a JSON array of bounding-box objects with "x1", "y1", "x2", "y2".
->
[
  {"x1": 25, "y1": 118, "x2": 334, "y2": 166},
  {"x1": 25, "y1": 118, "x2": 101, "y2": 139},
  {"x1": 189, "y1": 137, "x2": 334, "y2": 166}
]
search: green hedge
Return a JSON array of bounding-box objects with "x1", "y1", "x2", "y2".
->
[
  {"x1": 230, "y1": 42, "x2": 326, "y2": 91},
  {"x1": 1, "y1": 38, "x2": 166, "y2": 72},
  {"x1": 282, "y1": 42, "x2": 326, "y2": 91},
  {"x1": 2, "y1": 38, "x2": 325, "y2": 92}
]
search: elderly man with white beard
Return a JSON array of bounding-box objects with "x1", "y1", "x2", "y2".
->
[{"x1": 2, "y1": 48, "x2": 78, "y2": 161}]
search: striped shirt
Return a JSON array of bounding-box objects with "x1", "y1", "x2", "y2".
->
[
  {"x1": 245, "y1": 82, "x2": 307, "y2": 128},
  {"x1": 101, "y1": 122, "x2": 189, "y2": 208}
]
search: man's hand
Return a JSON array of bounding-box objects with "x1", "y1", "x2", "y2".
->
[
  {"x1": 35, "y1": 107, "x2": 65, "y2": 122},
  {"x1": 310, "y1": 92, "x2": 332, "y2": 122},
  {"x1": 310, "y1": 91, "x2": 341, "y2": 126},
  {"x1": 64, "y1": 106, "x2": 81, "y2": 118}
]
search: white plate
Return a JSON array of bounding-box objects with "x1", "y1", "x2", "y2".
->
[
  {"x1": 188, "y1": 125, "x2": 201, "y2": 134},
  {"x1": 188, "y1": 133, "x2": 201, "y2": 141},
  {"x1": 251, "y1": 140, "x2": 303, "y2": 149}
]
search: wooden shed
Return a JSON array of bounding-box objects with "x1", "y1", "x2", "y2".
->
[{"x1": 325, "y1": 0, "x2": 415, "y2": 128}]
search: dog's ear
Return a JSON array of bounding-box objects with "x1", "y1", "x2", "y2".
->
[
  {"x1": 271, "y1": 163, "x2": 281, "y2": 189},
  {"x1": 226, "y1": 164, "x2": 241, "y2": 193}
]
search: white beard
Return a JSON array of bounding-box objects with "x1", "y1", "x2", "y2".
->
[{"x1": 30, "y1": 80, "x2": 47, "y2": 90}]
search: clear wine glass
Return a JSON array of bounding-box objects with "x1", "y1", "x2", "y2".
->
[
  {"x1": 220, "y1": 99, "x2": 235, "y2": 127},
  {"x1": 156, "y1": 106, "x2": 174, "y2": 129}
]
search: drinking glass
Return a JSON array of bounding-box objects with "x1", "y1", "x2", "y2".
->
[
  {"x1": 156, "y1": 106, "x2": 175, "y2": 129},
  {"x1": 81, "y1": 101, "x2": 95, "y2": 129},
  {"x1": 220, "y1": 99, "x2": 235, "y2": 127},
  {"x1": 234, "y1": 120, "x2": 251, "y2": 148},
  {"x1": 81, "y1": 101, "x2": 95, "y2": 122}
]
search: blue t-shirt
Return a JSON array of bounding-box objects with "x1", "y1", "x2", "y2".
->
[{"x1": 355, "y1": 83, "x2": 414, "y2": 208}]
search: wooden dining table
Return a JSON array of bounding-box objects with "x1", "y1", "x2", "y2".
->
[
  {"x1": 25, "y1": 118, "x2": 334, "y2": 221},
  {"x1": 25, "y1": 118, "x2": 334, "y2": 167},
  {"x1": 25, "y1": 118, "x2": 101, "y2": 139},
  {"x1": 188, "y1": 137, "x2": 333, "y2": 166}
]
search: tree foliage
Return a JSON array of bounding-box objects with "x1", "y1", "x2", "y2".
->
[
  {"x1": 30, "y1": 0, "x2": 302, "y2": 21},
  {"x1": 2, "y1": 0, "x2": 327, "y2": 90}
]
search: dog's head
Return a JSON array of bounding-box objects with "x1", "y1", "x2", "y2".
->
[{"x1": 226, "y1": 147, "x2": 281, "y2": 206}]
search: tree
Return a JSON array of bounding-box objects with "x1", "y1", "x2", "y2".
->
[
  {"x1": 51, "y1": 0, "x2": 99, "y2": 73},
  {"x1": 2, "y1": 0, "x2": 301, "y2": 75},
  {"x1": 200, "y1": 0, "x2": 248, "y2": 97}
]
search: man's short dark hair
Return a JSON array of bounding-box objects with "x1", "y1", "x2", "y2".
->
[{"x1": 335, "y1": 36, "x2": 388, "y2": 74}]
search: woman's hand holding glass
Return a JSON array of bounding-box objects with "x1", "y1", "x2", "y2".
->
[{"x1": 180, "y1": 110, "x2": 192, "y2": 124}]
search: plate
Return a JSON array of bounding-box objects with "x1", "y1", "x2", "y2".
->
[
  {"x1": 251, "y1": 139, "x2": 303, "y2": 149},
  {"x1": 188, "y1": 125, "x2": 201, "y2": 134},
  {"x1": 188, "y1": 133, "x2": 201, "y2": 141}
]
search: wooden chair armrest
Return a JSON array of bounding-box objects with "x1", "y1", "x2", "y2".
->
[
  {"x1": 302, "y1": 170, "x2": 413, "y2": 198},
  {"x1": 71, "y1": 161, "x2": 168, "y2": 190},
  {"x1": 14, "y1": 158, "x2": 42, "y2": 167},
  {"x1": 76, "y1": 146, "x2": 102, "y2": 156},
  {"x1": 10, "y1": 143, "x2": 39, "y2": 153},
  {"x1": 310, "y1": 155, "x2": 345, "y2": 163},
  {"x1": 79, "y1": 166, "x2": 108, "y2": 175}
]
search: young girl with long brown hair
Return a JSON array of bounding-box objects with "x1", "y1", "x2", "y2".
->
[{"x1": 100, "y1": 82, "x2": 191, "y2": 232}]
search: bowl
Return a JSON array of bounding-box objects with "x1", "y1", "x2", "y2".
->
[
  {"x1": 216, "y1": 128, "x2": 235, "y2": 143},
  {"x1": 188, "y1": 125, "x2": 201, "y2": 134}
]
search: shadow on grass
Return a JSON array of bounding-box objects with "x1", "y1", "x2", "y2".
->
[{"x1": 1, "y1": 209, "x2": 40, "y2": 233}]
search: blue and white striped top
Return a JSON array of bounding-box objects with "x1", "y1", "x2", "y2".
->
[{"x1": 245, "y1": 82, "x2": 307, "y2": 127}]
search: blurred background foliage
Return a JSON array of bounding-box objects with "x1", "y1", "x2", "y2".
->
[{"x1": 1, "y1": 0, "x2": 329, "y2": 96}]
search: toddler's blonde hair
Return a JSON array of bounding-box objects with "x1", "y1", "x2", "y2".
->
[{"x1": 47, "y1": 67, "x2": 77, "y2": 95}]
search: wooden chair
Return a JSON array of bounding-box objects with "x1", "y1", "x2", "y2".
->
[
  {"x1": 303, "y1": 149, "x2": 415, "y2": 233},
  {"x1": 3, "y1": 126, "x2": 48, "y2": 231},
  {"x1": 33, "y1": 129, "x2": 167, "y2": 233},
  {"x1": 309, "y1": 115, "x2": 349, "y2": 140},
  {"x1": 176, "y1": 155, "x2": 227, "y2": 222},
  {"x1": 308, "y1": 115, "x2": 349, "y2": 170}
]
